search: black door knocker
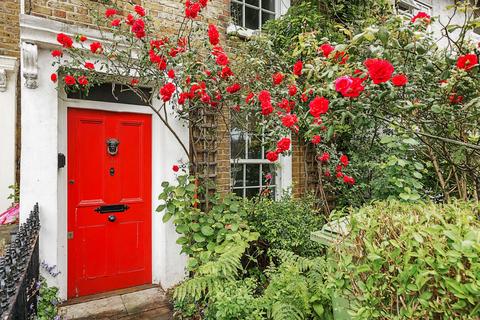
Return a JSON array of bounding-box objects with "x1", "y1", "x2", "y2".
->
[{"x1": 106, "y1": 138, "x2": 120, "y2": 156}]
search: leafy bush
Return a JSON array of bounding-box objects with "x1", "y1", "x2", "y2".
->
[
  {"x1": 37, "y1": 278, "x2": 62, "y2": 320},
  {"x1": 246, "y1": 195, "x2": 326, "y2": 257},
  {"x1": 330, "y1": 201, "x2": 480, "y2": 319},
  {"x1": 158, "y1": 175, "x2": 259, "y2": 271}
]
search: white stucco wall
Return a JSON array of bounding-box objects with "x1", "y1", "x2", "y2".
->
[
  {"x1": 0, "y1": 56, "x2": 18, "y2": 213},
  {"x1": 20, "y1": 14, "x2": 188, "y2": 299}
]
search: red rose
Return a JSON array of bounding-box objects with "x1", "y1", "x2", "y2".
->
[
  {"x1": 79, "y1": 35, "x2": 87, "y2": 42},
  {"x1": 448, "y1": 93, "x2": 463, "y2": 105},
  {"x1": 64, "y1": 75, "x2": 76, "y2": 85},
  {"x1": 311, "y1": 135, "x2": 321, "y2": 145},
  {"x1": 309, "y1": 96, "x2": 329, "y2": 118},
  {"x1": 216, "y1": 53, "x2": 229, "y2": 66},
  {"x1": 319, "y1": 152, "x2": 330, "y2": 162},
  {"x1": 288, "y1": 84, "x2": 297, "y2": 96},
  {"x1": 131, "y1": 78, "x2": 139, "y2": 86},
  {"x1": 343, "y1": 175, "x2": 355, "y2": 185},
  {"x1": 272, "y1": 72, "x2": 284, "y2": 85},
  {"x1": 51, "y1": 73, "x2": 57, "y2": 83},
  {"x1": 456, "y1": 54, "x2": 478, "y2": 71},
  {"x1": 84, "y1": 62, "x2": 95, "y2": 70},
  {"x1": 172, "y1": 165, "x2": 179, "y2": 172},
  {"x1": 226, "y1": 83, "x2": 241, "y2": 94},
  {"x1": 340, "y1": 154, "x2": 349, "y2": 167},
  {"x1": 220, "y1": 66, "x2": 234, "y2": 78},
  {"x1": 57, "y1": 33, "x2": 73, "y2": 48},
  {"x1": 324, "y1": 170, "x2": 331, "y2": 177},
  {"x1": 51, "y1": 50, "x2": 62, "y2": 57},
  {"x1": 335, "y1": 76, "x2": 352, "y2": 93},
  {"x1": 160, "y1": 82, "x2": 176, "y2": 102},
  {"x1": 335, "y1": 76, "x2": 365, "y2": 97},
  {"x1": 266, "y1": 151, "x2": 279, "y2": 162},
  {"x1": 281, "y1": 114, "x2": 298, "y2": 128},
  {"x1": 277, "y1": 137, "x2": 291, "y2": 153},
  {"x1": 105, "y1": 8, "x2": 117, "y2": 18},
  {"x1": 364, "y1": 58, "x2": 394, "y2": 84},
  {"x1": 293, "y1": 60, "x2": 303, "y2": 76},
  {"x1": 199, "y1": 0, "x2": 208, "y2": 7},
  {"x1": 318, "y1": 43, "x2": 334, "y2": 58},
  {"x1": 77, "y1": 76, "x2": 88, "y2": 86},
  {"x1": 132, "y1": 19, "x2": 146, "y2": 38},
  {"x1": 167, "y1": 69, "x2": 175, "y2": 79},
  {"x1": 126, "y1": 14, "x2": 135, "y2": 25},
  {"x1": 185, "y1": 1, "x2": 201, "y2": 19},
  {"x1": 208, "y1": 24, "x2": 220, "y2": 46},
  {"x1": 90, "y1": 42, "x2": 102, "y2": 54},
  {"x1": 246, "y1": 92, "x2": 255, "y2": 104},
  {"x1": 111, "y1": 19, "x2": 121, "y2": 27},
  {"x1": 391, "y1": 74, "x2": 408, "y2": 86},
  {"x1": 134, "y1": 5, "x2": 145, "y2": 16},
  {"x1": 411, "y1": 12, "x2": 430, "y2": 24}
]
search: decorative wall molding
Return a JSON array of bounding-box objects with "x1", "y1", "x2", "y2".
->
[
  {"x1": 22, "y1": 42, "x2": 38, "y2": 89},
  {"x1": 0, "y1": 56, "x2": 18, "y2": 92},
  {"x1": 0, "y1": 69, "x2": 6, "y2": 92}
]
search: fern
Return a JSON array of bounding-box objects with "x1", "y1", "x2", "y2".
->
[
  {"x1": 272, "y1": 249, "x2": 316, "y2": 272},
  {"x1": 174, "y1": 240, "x2": 250, "y2": 302},
  {"x1": 271, "y1": 302, "x2": 305, "y2": 320}
]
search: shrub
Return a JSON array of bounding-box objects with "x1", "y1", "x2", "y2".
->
[
  {"x1": 330, "y1": 201, "x2": 480, "y2": 319},
  {"x1": 246, "y1": 195, "x2": 326, "y2": 257}
]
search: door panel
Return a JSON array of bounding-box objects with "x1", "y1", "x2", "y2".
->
[{"x1": 67, "y1": 108, "x2": 152, "y2": 298}]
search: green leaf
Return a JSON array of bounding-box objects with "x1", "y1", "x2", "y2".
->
[
  {"x1": 201, "y1": 225, "x2": 214, "y2": 236},
  {"x1": 162, "y1": 212, "x2": 172, "y2": 223},
  {"x1": 193, "y1": 233, "x2": 206, "y2": 242}
]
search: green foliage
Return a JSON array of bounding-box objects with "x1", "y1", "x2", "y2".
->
[
  {"x1": 7, "y1": 184, "x2": 19, "y2": 204},
  {"x1": 371, "y1": 133, "x2": 432, "y2": 202},
  {"x1": 262, "y1": 0, "x2": 392, "y2": 60},
  {"x1": 330, "y1": 201, "x2": 480, "y2": 319},
  {"x1": 245, "y1": 195, "x2": 326, "y2": 257},
  {"x1": 37, "y1": 278, "x2": 61, "y2": 320},
  {"x1": 158, "y1": 174, "x2": 259, "y2": 271}
]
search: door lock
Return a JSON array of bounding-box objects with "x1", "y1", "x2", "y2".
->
[{"x1": 108, "y1": 215, "x2": 116, "y2": 222}]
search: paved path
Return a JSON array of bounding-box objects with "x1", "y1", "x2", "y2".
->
[{"x1": 58, "y1": 287, "x2": 173, "y2": 319}]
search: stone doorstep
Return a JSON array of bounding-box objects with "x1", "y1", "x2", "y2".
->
[{"x1": 59, "y1": 287, "x2": 172, "y2": 320}]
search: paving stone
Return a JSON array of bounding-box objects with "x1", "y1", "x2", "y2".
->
[
  {"x1": 121, "y1": 287, "x2": 170, "y2": 315},
  {"x1": 59, "y1": 295, "x2": 127, "y2": 319}
]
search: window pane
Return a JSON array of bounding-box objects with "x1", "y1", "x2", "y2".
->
[
  {"x1": 246, "y1": 0, "x2": 260, "y2": 7},
  {"x1": 230, "y1": 2, "x2": 243, "y2": 26},
  {"x1": 245, "y1": 187, "x2": 260, "y2": 198},
  {"x1": 262, "y1": 164, "x2": 276, "y2": 186},
  {"x1": 245, "y1": 6, "x2": 260, "y2": 29},
  {"x1": 247, "y1": 136, "x2": 262, "y2": 159},
  {"x1": 262, "y1": 0, "x2": 275, "y2": 11},
  {"x1": 233, "y1": 188, "x2": 244, "y2": 197},
  {"x1": 246, "y1": 164, "x2": 260, "y2": 186},
  {"x1": 261, "y1": 11, "x2": 275, "y2": 26},
  {"x1": 231, "y1": 128, "x2": 246, "y2": 159},
  {"x1": 231, "y1": 164, "x2": 244, "y2": 187}
]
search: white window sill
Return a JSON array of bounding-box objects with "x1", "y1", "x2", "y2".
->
[{"x1": 226, "y1": 24, "x2": 260, "y2": 40}]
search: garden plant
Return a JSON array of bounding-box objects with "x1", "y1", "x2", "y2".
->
[{"x1": 49, "y1": 0, "x2": 480, "y2": 319}]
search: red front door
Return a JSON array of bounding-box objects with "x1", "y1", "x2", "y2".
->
[{"x1": 67, "y1": 108, "x2": 152, "y2": 298}]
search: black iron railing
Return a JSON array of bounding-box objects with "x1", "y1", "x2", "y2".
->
[{"x1": 0, "y1": 203, "x2": 40, "y2": 320}]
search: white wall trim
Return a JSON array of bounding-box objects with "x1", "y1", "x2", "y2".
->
[
  {"x1": 0, "y1": 56, "x2": 18, "y2": 213},
  {"x1": 19, "y1": 19, "x2": 189, "y2": 297}
]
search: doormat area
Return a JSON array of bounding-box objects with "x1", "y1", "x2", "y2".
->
[{"x1": 58, "y1": 287, "x2": 172, "y2": 319}]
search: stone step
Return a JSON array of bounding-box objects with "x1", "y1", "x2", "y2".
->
[{"x1": 59, "y1": 286, "x2": 172, "y2": 320}]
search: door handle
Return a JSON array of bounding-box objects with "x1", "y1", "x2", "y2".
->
[{"x1": 94, "y1": 204, "x2": 130, "y2": 214}]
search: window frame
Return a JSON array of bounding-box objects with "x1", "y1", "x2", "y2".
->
[
  {"x1": 228, "y1": 0, "x2": 290, "y2": 38},
  {"x1": 230, "y1": 126, "x2": 291, "y2": 200}
]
